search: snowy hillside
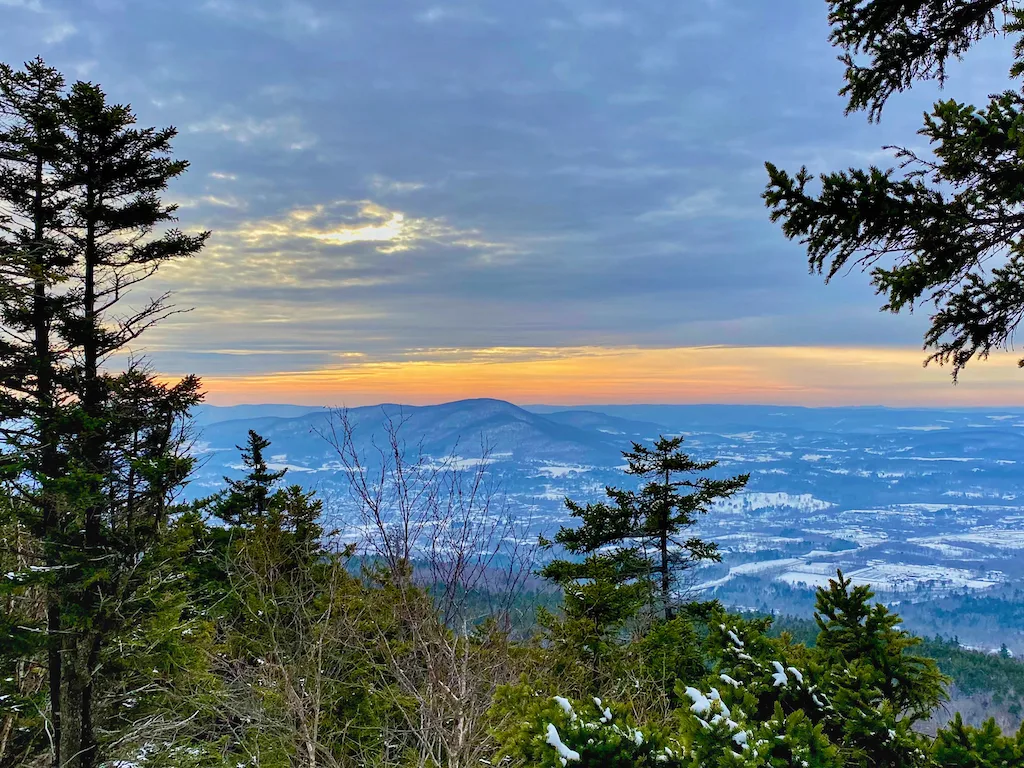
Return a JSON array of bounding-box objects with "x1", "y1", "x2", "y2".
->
[{"x1": 188, "y1": 399, "x2": 1024, "y2": 649}]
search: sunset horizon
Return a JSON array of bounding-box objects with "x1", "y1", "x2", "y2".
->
[{"x1": 179, "y1": 344, "x2": 1024, "y2": 409}]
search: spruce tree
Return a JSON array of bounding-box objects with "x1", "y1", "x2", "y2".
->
[
  {"x1": 216, "y1": 430, "x2": 287, "y2": 527},
  {"x1": 814, "y1": 572, "x2": 946, "y2": 730},
  {"x1": 933, "y1": 714, "x2": 1024, "y2": 768},
  {"x1": 764, "y1": 2, "x2": 1024, "y2": 378},
  {"x1": 542, "y1": 436, "x2": 748, "y2": 623},
  {"x1": 0, "y1": 59, "x2": 72, "y2": 762},
  {"x1": 0, "y1": 60, "x2": 207, "y2": 768}
]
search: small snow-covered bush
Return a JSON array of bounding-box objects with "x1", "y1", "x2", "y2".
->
[{"x1": 492, "y1": 688, "x2": 685, "y2": 767}]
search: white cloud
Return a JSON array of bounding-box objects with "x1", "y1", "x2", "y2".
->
[
  {"x1": 0, "y1": 0, "x2": 44, "y2": 10},
  {"x1": 637, "y1": 189, "x2": 762, "y2": 222},
  {"x1": 42, "y1": 20, "x2": 76, "y2": 43},
  {"x1": 369, "y1": 175, "x2": 426, "y2": 195},
  {"x1": 187, "y1": 113, "x2": 317, "y2": 150},
  {"x1": 415, "y1": 5, "x2": 495, "y2": 24}
]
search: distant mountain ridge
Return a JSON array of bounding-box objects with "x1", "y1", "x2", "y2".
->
[
  {"x1": 187, "y1": 397, "x2": 1024, "y2": 651},
  {"x1": 191, "y1": 398, "x2": 658, "y2": 481}
]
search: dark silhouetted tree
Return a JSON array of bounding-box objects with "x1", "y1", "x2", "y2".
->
[
  {"x1": 0, "y1": 59, "x2": 207, "y2": 768},
  {"x1": 765, "y1": 2, "x2": 1024, "y2": 379}
]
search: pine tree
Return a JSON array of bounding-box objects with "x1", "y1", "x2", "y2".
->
[
  {"x1": 0, "y1": 60, "x2": 207, "y2": 768},
  {"x1": 542, "y1": 436, "x2": 748, "y2": 623},
  {"x1": 814, "y1": 572, "x2": 946, "y2": 723},
  {"x1": 0, "y1": 59, "x2": 73, "y2": 763},
  {"x1": 764, "y1": 2, "x2": 1024, "y2": 379},
  {"x1": 50, "y1": 79, "x2": 206, "y2": 768},
  {"x1": 215, "y1": 430, "x2": 287, "y2": 527},
  {"x1": 933, "y1": 714, "x2": 1024, "y2": 768}
]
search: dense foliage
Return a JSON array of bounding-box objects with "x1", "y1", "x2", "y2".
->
[{"x1": 765, "y1": 0, "x2": 1024, "y2": 378}]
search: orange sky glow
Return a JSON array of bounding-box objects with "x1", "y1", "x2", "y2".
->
[{"x1": 185, "y1": 346, "x2": 1024, "y2": 408}]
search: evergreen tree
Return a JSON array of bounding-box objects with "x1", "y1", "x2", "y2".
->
[
  {"x1": 814, "y1": 572, "x2": 946, "y2": 724},
  {"x1": 0, "y1": 58, "x2": 73, "y2": 763},
  {"x1": 933, "y1": 714, "x2": 1024, "y2": 768},
  {"x1": 52, "y1": 78, "x2": 205, "y2": 768},
  {"x1": 542, "y1": 436, "x2": 748, "y2": 622},
  {"x1": 215, "y1": 430, "x2": 287, "y2": 527},
  {"x1": 764, "y1": 2, "x2": 1024, "y2": 378},
  {"x1": 0, "y1": 60, "x2": 207, "y2": 768},
  {"x1": 0, "y1": 491, "x2": 49, "y2": 766}
]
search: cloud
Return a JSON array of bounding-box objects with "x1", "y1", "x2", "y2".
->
[
  {"x1": 186, "y1": 113, "x2": 316, "y2": 150},
  {"x1": 415, "y1": 5, "x2": 495, "y2": 24},
  {"x1": 217, "y1": 199, "x2": 507, "y2": 255},
  {"x1": 16, "y1": 0, "x2": 1016, "y2": 403},
  {"x1": 193, "y1": 346, "x2": 1024, "y2": 408},
  {"x1": 42, "y1": 20, "x2": 76, "y2": 42},
  {"x1": 369, "y1": 175, "x2": 426, "y2": 195},
  {"x1": 200, "y1": 0, "x2": 334, "y2": 35},
  {"x1": 636, "y1": 188, "x2": 764, "y2": 222},
  {"x1": 174, "y1": 194, "x2": 246, "y2": 209},
  {"x1": 0, "y1": 0, "x2": 44, "y2": 10}
]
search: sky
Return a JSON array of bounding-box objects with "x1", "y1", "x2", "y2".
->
[{"x1": 3, "y1": 0, "x2": 1023, "y2": 407}]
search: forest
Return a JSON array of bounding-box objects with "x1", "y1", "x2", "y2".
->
[{"x1": 9, "y1": 0, "x2": 1024, "y2": 766}]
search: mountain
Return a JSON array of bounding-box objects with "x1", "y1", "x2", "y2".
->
[
  {"x1": 187, "y1": 398, "x2": 1024, "y2": 652},
  {"x1": 540, "y1": 409, "x2": 666, "y2": 438},
  {"x1": 192, "y1": 403, "x2": 324, "y2": 426},
  {"x1": 195, "y1": 398, "x2": 627, "y2": 468}
]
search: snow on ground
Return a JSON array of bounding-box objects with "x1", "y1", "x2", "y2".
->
[
  {"x1": 535, "y1": 484, "x2": 566, "y2": 501},
  {"x1": 776, "y1": 563, "x2": 1003, "y2": 592},
  {"x1": 910, "y1": 530, "x2": 1024, "y2": 550},
  {"x1": 533, "y1": 463, "x2": 592, "y2": 478},
  {"x1": 775, "y1": 570, "x2": 839, "y2": 589},
  {"x1": 713, "y1": 534, "x2": 805, "y2": 553},
  {"x1": 912, "y1": 542, "x2": 990, "y2": 559},
  {"x1": 698, "y1": 558, "x2": 806, "y2": 590},
  {"x1": 805, "y1": 528, "x2": 888, "y2": 546},
  {"x1": 716, "y1": 452, "x2": 782, "y2": 463},
  {"x1": 901, "y1": 456, "x2": 974, "y2": 462},
  {"x1": 714, "y1": 492, "x2": 834, "y2": 515},
  {"x1": 419, "y1": 456, "x2": 497, "y2": 471}
]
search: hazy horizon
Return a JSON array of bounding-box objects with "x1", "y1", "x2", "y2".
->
[{"x1": 196, "y1": 392, "x2": 1024, "y2": 411}]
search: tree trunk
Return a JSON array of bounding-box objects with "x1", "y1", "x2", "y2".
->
[
  {"x1": 58, "y1": 632, "x2": 97, "y2": 768},
  {"x1": 29, "y1": 111, "x2": 62, "y2": 768},
  {"x1": 661, "y1": 466, "x2": 672, "y2": 620},
  {"x1": 59, "y1": 181, "x2": 102, "y2": 768}
]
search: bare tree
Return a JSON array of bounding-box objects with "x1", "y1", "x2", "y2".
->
[
  {"x1": 216, "y1": 538, "x2": 352, "y2": 768},
  {"x1": 318, "y1": 408, "x2": 533, "y2": 625},
  {"x1": 317, "y1": 408, "x2": 536, "y2": 768}
]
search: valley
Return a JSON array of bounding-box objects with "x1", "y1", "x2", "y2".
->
[{"x1": 191, "y1": 399, "x2": 1024, "y2": 651}]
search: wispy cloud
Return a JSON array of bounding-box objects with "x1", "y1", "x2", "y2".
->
[
  {"x1": 187, "y1": 113, "x2": 317, "y2": 150},
  {"x1": 0, "y1": 0, "x2": 44, "y2": 10},
  {"x1": 42, "y1": 20, "x2": 75, "y2": 42},
  {"x1": 8, "y1": 0, "x2": 1013, "y2": 403}
]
